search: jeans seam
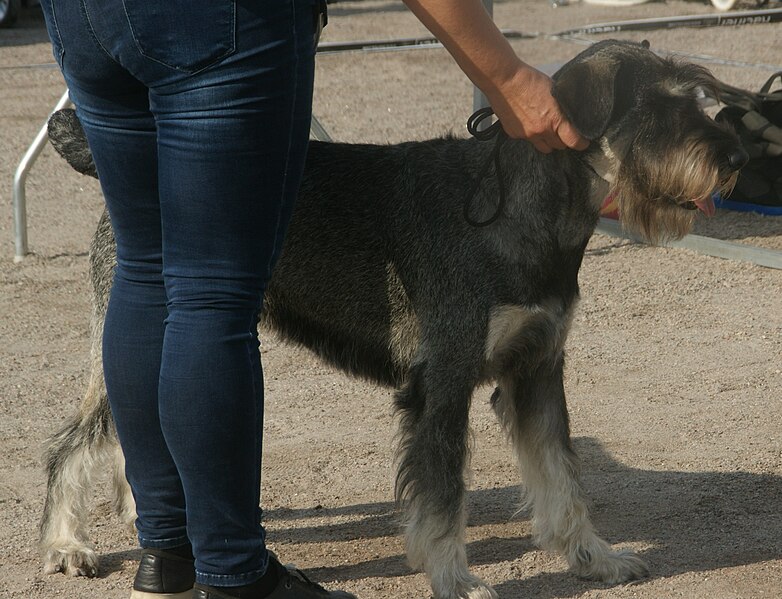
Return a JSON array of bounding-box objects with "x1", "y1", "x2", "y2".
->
[
  {"x1": 45, "y1": 0, "x2": 65, "y2": 65},
  {"x1": 245, "y1": 309, "x2": 260, "y2": 421},
  {"x1": 265, "y1": 0, "x2": 301, "y2": 282},
  {"x1": 139, "y1": 534, "x2": 191, "y2": 548},
  {"x1": 195, "y1": 562, "x2": 268, "y2": 586},
  {"x1": 77, "y1": 0, "x2": 123, "y2": 67}
]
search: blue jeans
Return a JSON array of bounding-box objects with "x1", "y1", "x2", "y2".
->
[{"x1": 40, "y1": 0, "x2": 316, "y2": 587}]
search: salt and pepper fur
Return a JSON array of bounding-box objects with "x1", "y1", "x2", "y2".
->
[{"x1": 40, "y1": 40, "x2": 742, "y2": 599}]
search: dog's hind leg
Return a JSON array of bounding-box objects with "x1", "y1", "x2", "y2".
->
[
  {"x1": 492, "y1": 356, "x2": 648, "y2": 584},
  {"x1": 395, "y1": 359, "x2": 496, "y2": 599},
  {"x1": 39, "y1": 352, "x2": 128, "y2": 577}
]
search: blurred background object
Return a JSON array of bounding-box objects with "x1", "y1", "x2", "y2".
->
[{"x1": 0, "y1": 0, "x2": 39, "y2": 28}]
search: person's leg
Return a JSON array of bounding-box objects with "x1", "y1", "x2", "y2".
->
[
  {"x1": 40, "y1": 0, "x2": 189, "y2": 554},
  {"x1": 146, "y1": 1, "x2": 316, "y2": 588},
  {"x1": 42, "y1": 0, "x2": 331, "y2": 594}
]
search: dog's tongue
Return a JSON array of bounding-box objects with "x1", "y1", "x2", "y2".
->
[{"x1": 693, "y1": 195, "x2": 716, "y2": 217}]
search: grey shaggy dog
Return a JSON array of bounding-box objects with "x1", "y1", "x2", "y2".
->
[{"x1": 40, "y1": 40, "x2": 745, "y2": 599}]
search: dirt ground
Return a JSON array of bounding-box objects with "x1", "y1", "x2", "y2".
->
[{"x1": 1, "y1": 1, "x2": 781, "y2": 598}]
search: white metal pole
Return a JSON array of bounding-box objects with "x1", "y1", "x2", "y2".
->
[
  {"x1": 13, "y1": 89, "x2": 72, "y2": 262},
  {"x1": 596, "y1": 217, "x2": 782, "y2": 271}
]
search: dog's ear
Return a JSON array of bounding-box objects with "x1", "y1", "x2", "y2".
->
[
  {"x1": 47, "y1": 108, "x2": 99, "y2": 179},
  {"x1": 551, "y1": 56, "x2": 621, "y2": 141}
]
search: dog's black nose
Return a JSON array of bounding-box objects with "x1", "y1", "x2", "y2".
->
[{"x1": 728, "y1": 147, "x2": 749, "y2": 170}]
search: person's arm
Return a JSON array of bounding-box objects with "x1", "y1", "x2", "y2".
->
[{"x1": 401, "y1": 0, "x2": 588, "y2": 153}]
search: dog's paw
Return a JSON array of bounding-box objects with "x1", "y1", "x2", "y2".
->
[
  {"x1": 463, "y1": 584, "x2": 499, "y2": 599},
  {"x1": 574, "y1": 548, "x2": 649, "y2": 584},
  {"x1": 43, "y1": 547, "x2": 99, "y2": 577},
  {"x1": 432, "y1": 578, "x2": 498, "y2": 599}
]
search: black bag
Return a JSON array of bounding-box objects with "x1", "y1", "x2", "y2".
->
[{"x1": 714, "y1": 71, "x2": 782, "y2": 209}]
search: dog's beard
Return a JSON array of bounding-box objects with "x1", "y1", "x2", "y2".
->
[{"x1": 612, "y1": 138, "x2": 738, "y2": 244}]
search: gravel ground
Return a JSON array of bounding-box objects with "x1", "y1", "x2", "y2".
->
[{"x1": 1, "y1": 1, "x2": 780, "y2": 598}]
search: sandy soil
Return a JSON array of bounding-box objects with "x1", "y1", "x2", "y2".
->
[{"x1": 1, "y1": 1, "x2": 781, "y2": 598}]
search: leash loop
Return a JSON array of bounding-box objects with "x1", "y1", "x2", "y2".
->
[
  {"x1": 467, "y1": 107, "x2": 504, "y2": 141},
  {"x1": 463, "y1": 107, "x2": 508, "y2": 227}
]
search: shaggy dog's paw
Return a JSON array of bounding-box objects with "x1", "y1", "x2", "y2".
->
[
  {"x1": 433, "y1": 577, "x2": 498, "y2": 599},
  {"x1": 575, "y1": 549, "x2": 649, "y2": 584},
  {"x1": 43, "y1": 547, "x2": 99, "y2": 577}
]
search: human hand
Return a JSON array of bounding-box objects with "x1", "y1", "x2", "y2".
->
[{"x1": 486, "y1": 64, "x2": 589, "y2": 154}]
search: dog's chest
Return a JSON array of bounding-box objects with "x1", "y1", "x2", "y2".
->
[{"x1": 484, "y1": 302, "x2": 574, "y2": 370}]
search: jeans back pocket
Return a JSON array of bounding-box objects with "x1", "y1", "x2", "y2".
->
[{"x1": 121, "y1": 0, "x2": 236, "y2": 73}]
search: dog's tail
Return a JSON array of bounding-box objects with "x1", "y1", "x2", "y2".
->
[{"x1": 48, "y1": 109, "x2": 98, "y2": 179}]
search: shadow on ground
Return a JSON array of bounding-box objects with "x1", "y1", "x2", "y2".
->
[{"x1": 264, "y1": 436, "x2": 782, "y2": 597}]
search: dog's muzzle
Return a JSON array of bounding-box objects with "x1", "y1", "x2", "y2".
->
[{"x1": 678, "y1": 146, "x2": 748, "y2": 214}]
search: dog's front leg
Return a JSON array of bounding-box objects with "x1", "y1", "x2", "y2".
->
[
  {"x1": 394, "y1": 362, "x2": 496, "y2": 599},
  {"x1": 493, "y1": 355, "x2": 649, "y2": 584}
]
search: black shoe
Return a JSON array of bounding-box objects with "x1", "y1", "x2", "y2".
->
[
  {"x1": 192, "y1": 554, "x2": 357, "y2": 599},
  {"x1": 130, "y1": 546, "x2": 196, "y2": 599}
]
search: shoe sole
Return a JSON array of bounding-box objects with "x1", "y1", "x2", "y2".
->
[{"x1": 130, "y1": 590, "x2": 193, "y2": 599}]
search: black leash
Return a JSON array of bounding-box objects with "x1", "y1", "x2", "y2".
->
[{"x1": 463, "y1": 107, "x2": 509, "y2": 227}]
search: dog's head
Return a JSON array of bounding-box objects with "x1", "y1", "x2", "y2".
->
[{"x1": 553, "y1": 39, "x2": 746, "y2": 243}]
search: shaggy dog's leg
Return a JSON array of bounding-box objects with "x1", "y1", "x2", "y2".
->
[
  {"x1": 395, "y1": 361, "x2": 496, "y2": 599},
  {"x1": 493, "y1": 356, "x2": 648, "y2": 583},
  {"x1": 40, "y1": 362, "x2": 120, "y2": 577}
]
